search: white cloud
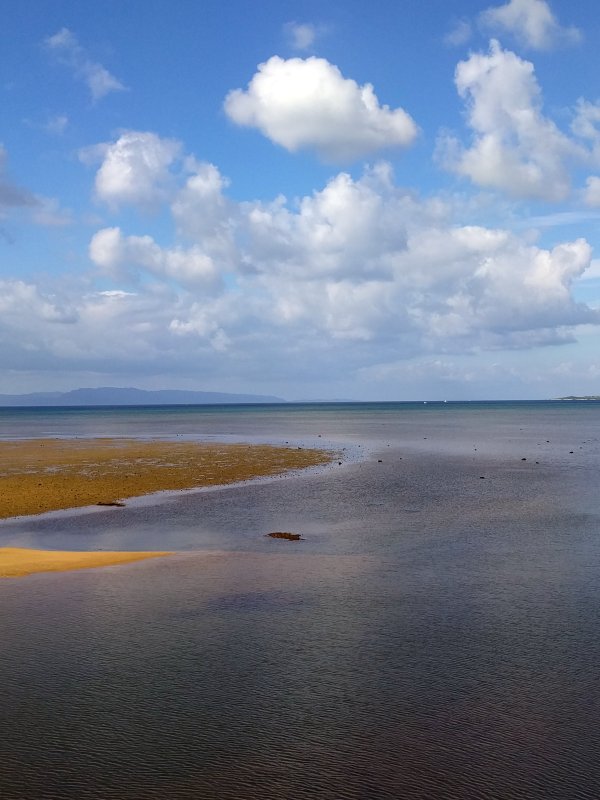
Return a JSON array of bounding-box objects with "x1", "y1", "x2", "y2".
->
[
  {"x1": 582, "y1": 176, "x2": 600, "y2": 207},
  {"x1": 243, "y1": 170, "x2": 596, "y2": 349},
  {"x1": 440, "y1": 41, "x2": 577, "y2": 200},
  {"x1": 6, "y1": 141, "x2": 595, "y2": 391},
  {"x1": 79, "y1": 160, "x2": 598, "y2": 371},
  {"x1": 284, "y1": 21, "x2": 318, "y2": 51},
  {"x1": 83, "y1": 131, "x2": 181, "y2": 210},
  {"x1": 45, "y1": 27, "x2": 126, "y2": 101},
  {"x1": 171, "y1": 165, "x2": 596, "y2": 353},
  {"x1": 224, "y1": 56, "x2": 418, "y2": 161},
  {"x1": 0, "y1": 276, "x2": 230, "y2": 375},
  {"x1": 0, "y1": 281, "x2": 79, "y2": 371},
  {"x1": 171, "y1": 160, "x2": 237, "y2": 266},
  {"x1": 89, "y1": 227, "x2": 221, "y2": 289},
  {"x1": 572, "y1": 100, "x2": 600, "y2": 141},
  {"x1": 169, "y1": 301, "x2": 231, "y2": 352},
  {"x1": 571, "y1": 99, "x2": 600, "y2": 166},
  {"x1": 241, "y1": 163, "x2": 420, "y2": 281},
  {"x1": 480, "y1": 0, "x2": 581, "y2": 50}
]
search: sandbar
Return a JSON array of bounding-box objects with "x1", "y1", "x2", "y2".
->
[
  {"x1": 0, "y1": 547, "x2": 171, "y2": 578},
  {"x1": 0, "y1": 438, "x2": 332, "y2": 578},
  {"x1": 0, "y1": 438, "x2": 332, "y2": 519}
]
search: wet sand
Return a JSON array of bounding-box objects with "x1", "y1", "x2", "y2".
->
[
  {"x1": 0, "y1": 547, "x2": 172, "y2": 578},
  {"x1": 0, "y1": 438, "x2": 332, "y2": 520}
]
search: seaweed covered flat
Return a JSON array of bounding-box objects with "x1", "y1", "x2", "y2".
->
[{"x1": 0, "y1": 438, "x2": 332, "y2": 519}]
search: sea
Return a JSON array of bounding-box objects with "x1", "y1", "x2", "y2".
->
[{"x1": 1, "y1": 400, "x2": 599, "y2": 800}]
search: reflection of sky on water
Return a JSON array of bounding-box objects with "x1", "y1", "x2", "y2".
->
[{"x1": 1, "y1": 403, "x2": 600, "y2": 798}]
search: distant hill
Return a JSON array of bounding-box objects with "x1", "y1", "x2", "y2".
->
[{"x1": 0, "y1": 387, "x2": 286, "y2": 407}]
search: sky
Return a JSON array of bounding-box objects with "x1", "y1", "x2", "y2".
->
[{"x1": 2, "y1": 0, "x2": 600, "y2": 401}]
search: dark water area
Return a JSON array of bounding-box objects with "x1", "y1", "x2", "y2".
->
[{"x1": 1, "y1": 402, "x2": 600, "y2": 799}]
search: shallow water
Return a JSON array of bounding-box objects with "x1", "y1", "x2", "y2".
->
[{"x1": 1, "y1": 402, "x2": 600, "y2": 799}]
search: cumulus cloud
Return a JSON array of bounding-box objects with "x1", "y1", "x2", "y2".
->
[
  {"x1": 572, "y1": 100, "x2": 600, "y2": 143},
  {"x1": 89, "y1": 227, "x2": 221, "y2": 288},
  {"x1": 0, "y1": 283, "x2": 180, "y2": 371},
  {"x1": 0, "y1": 280, "x2": 79, "y2": 370},
  {"x1": 167, "y1": 164, "x2": 597, "y2": 353},
  {"x1": 224, "y1": 56, "x2": 418, "y2": 161},
  {"x1": 241, "y1": 163, "x2": 417, "y2": 280},
  {"x1": 45, "y1": 27, "x2": 126, "y2": 101},
  {"x1": 171, "y1": 160, "x2": 237, "y2": 266},
  {"x1": 5, "y1": 142, "x2": 596, "y2": 390},
  {"x1": 169, "y1": 300, "x2": 231, "y2": 352},
  {"x1": 0, "y1": 276, "x2": 235, "y2": 375},
  {"x1": 480, "y1": 0, "x2": 581, "y2": 50},
  {"x1": 82, "y1": 131, "x2": 181, "y2": 210},
  {"x1": 439, "y1": 41, "x2": 577, "y2": 200},
  {"x1": 0, "y1": 280, "x2": 77, "y2": 325}
]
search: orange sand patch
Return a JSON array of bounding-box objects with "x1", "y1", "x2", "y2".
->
[
  {"x1": 0, "y1": 438, "x2": 332, "y2": 520},
  {"x1": 0, "y1": 547, "x2": 171, "y2": 578}
]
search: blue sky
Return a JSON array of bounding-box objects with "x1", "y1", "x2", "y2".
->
[{"x1": 2, "y1": 0, "x2": 600, "y2": 400}]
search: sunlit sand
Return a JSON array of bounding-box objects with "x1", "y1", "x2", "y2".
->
[{"x1": 0, "y1": 547, "x2": 171, "y2": 578}]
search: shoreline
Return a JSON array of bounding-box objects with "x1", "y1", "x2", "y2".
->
[
  {"x1": 0, "y1": 437, "x2": 334, "y2": 578},
  {"x1": 0, "y1": 547, "x2": 172, "y2": 579},
  {"x1": 0, "y1": 437, "x2": 334, "y2": 521}
]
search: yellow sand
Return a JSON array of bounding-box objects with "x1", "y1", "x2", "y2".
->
[
  {"x1": 0, "y1": 438, "x2": 332, "y2": 519},
  {"x1": 0, "y1": 547, "x2": 171, "y2": 578}
]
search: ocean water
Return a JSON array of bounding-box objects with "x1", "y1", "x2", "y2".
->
[{"x1": 1, "y1": 401, "x2": 600, "y2": 799}]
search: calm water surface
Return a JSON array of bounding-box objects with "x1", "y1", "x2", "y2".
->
[{"x1": 1, "y1": 402, "x2": 600, "y2": 799}]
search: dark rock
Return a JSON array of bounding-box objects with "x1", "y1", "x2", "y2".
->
[
  {"x1": 265, "y1": 531, "x2": 303, "y2": 541},
  {"x1": 97, "y1": 501, "x2": 126, "y2": 507}
]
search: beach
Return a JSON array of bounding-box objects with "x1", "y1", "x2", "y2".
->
[{"x1": 0, "y1": 436, "x2": 331, "y2": 578}]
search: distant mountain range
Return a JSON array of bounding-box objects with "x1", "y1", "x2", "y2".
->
[{"x1": 0, "y1": 387, "x2": 286, "y2": 407}]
